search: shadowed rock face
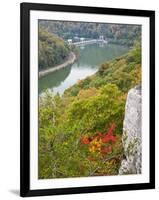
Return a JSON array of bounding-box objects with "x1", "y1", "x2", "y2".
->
[{"x1": 119, "y1": 85, "x2": 142, "y2": 175}]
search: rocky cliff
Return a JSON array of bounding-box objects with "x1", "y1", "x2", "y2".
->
[{"x1": 119, "y1": 85, "x2": 142, "y2": 175}]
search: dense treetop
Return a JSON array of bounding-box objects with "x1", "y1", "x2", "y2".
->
[
  {"x1": 39, "y1": 28, "x2": 70, "y2": 70},
  {"x1": 39, "y1": 42, "x2": 141, "y2": 178}
]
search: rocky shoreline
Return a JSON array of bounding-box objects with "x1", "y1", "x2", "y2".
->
[{"x1": 39, "y1": 52, "x2": 76, "y2": 78}]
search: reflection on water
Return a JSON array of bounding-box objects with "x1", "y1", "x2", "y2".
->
[
  {"x1": 38, "y1": 65, "x2": 71, "y2": 93},
  {"x1": 39, "y1": 43, "x2": 129, "y2": 94},
  {"x1": 51, "y1": 65, "x2": 98, "y2": 94}
]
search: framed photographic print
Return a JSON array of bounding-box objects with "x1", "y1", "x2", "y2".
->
[{"x1": 20, "y1": 2, "x2": 155, "y2": 197}]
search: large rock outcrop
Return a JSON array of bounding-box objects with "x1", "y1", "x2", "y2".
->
[{"x1": 119, "y1": 85, "x2": 142, "y2": 175}]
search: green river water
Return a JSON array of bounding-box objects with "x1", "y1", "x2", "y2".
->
[{"x1": 39, "y1": 43, "x2": 129, "y2": 94}]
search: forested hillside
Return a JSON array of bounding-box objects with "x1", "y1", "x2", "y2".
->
[
  {"x1": 39, "y1": 28, "x2": 70, "y2": 70},
  {"x1": 38, "y1": 43, "x2": 141, "y2": 179},
  {"x1": 39, "y1": 20, "x2": 141, "y2": 46}
]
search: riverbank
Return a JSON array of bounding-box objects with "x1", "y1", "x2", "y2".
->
[{"x1": 39, "y1": 52, "x2": 76, "y2": 78}]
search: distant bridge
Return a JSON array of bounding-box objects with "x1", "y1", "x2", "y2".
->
[{"x1": 71, "y1": 39, "x2": 108, "y2": 46}]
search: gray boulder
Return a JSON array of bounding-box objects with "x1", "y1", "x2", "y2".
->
[{"x1": 119, "y1": 85, "x2": 142, "y2": 175}]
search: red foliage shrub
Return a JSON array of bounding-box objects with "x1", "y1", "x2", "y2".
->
[{"x1": 81, "y1": 123, "x2": 117, "y2": 155}]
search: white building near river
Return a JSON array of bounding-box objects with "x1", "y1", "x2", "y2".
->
[{"x1": 67, "y1": 39, "x2": 72, "y2": 44}]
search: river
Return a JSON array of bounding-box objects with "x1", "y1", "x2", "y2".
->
[{"x1": 39, "y1": 43, "x2": 129, "y2": 94}]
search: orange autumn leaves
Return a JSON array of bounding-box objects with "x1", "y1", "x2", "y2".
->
[{"x1": 81, "y1": 123, "x2": 117, "y2": 156}]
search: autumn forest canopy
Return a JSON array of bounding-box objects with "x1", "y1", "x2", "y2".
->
[
  {"x1": 38, "y1": 21, "x2": 141, "y2": 179},
  {"x1": 39, "y1": 28, "x2": 70, "y2": 70}
]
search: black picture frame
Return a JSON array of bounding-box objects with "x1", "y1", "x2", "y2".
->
[{"x1": 20, "y1": 2, "x2": 155, "y2": 197}]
